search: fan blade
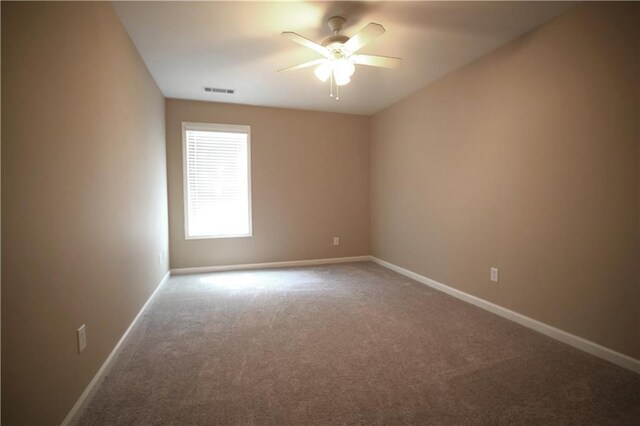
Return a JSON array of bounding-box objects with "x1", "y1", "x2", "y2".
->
[
  {"x1": 344, "y1": 23, "x2": 385, "y2": 53},
  {"x1": 282, "y1": 32, "x2": 330, "y2": 58},
  {"x1": 352, "y1": 54, "x2": 401, "y2": 68},
  {"x1": 278, "y1": 58, "x2": 326, "y2": 73}
]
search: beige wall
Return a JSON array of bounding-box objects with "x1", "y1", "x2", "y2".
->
[
  {"x1": 166, "y1": 99, "x2": 370, "y2": 269},
  {"x1": 1, "y1": 2, "x2": 169, "y2": 424},
  {"x1": 371, "y1": 2, "x2": 640, "y2": 359}
]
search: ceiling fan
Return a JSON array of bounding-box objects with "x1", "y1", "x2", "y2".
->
[{"x1": 279, "y1": 16, "x2": 402, "y2": 100}]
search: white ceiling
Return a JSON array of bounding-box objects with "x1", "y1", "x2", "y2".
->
[{"x1": 113, "y1": 1, "x2": 576, "y2": 116}]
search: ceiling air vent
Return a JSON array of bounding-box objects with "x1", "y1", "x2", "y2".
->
[{"x1": 204, "y1": 87, "x2": 234, "y2": 94}]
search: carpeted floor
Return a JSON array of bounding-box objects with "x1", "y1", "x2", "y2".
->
[{"x1": 79, "y1": 262, "x2": 640, "y2": 425}]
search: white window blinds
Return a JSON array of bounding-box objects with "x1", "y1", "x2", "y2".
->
[{"x1": 183, "y1": 123, "x2": 252, "y2": 239}]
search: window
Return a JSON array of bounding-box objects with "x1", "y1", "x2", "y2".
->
[{"x1": 182, "y1": 122, "x2": 252, "y2": 239}]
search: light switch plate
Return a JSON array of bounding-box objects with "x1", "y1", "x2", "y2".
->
[
  {"x1": 491, "y1": 267, "x2": 499, "y2": 283},
  {"x1": 78, "y1": 324, "x2": 87, "y2": 353}
]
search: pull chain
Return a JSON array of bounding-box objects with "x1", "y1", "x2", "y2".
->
[
  {"x1": 329, "y1": 72, "x2": 333, "y2": 98},
  {"x1": 327, "y1": 71, "x2": 340, "y2": 101}
]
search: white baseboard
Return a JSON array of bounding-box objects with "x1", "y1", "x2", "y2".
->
[
  {"x1": 370, "y1": 256, "x2": 640, "y2": 375},
  {"x1": 170, "y1": 255, "x2": 371, "y2": 275},
  {"x1": 61, "y1": 271, "x2": 171, "y2": 426}
]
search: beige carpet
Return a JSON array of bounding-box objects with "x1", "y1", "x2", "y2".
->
[{"x1": 79, "y1": 262, "x2": 640, "y2": 425}]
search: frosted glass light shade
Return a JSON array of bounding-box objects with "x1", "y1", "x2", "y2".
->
[
  {"x1": 334, "y1": 73, "x2": 351, "y2": 86},
  {"x1": 314, "y1": 62, "x2": 332, "y2": 82},
  {"x1": 334, "y1": 58, "x2": 355, "y2": 78}
]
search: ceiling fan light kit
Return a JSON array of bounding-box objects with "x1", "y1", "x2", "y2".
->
[{"x1": 279, "y1": 15, "x2": 402, "y2": 101}]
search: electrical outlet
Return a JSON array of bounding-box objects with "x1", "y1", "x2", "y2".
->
[
  {"x1": 333, "y1": 237, "x2": 340, "y2": 246},
  {"x1": 490, "y1": 267, "x2": 499, "y2": 283},
  {"x1": 77, "y1": 324, "x2": 87, "y2": 353}
]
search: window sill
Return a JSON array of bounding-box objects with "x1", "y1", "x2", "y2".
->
[{"x1": 185, "y1": 233, "x2": 253, "y2": 240}]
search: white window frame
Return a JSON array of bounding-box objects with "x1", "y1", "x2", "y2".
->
[{"x1": 182, "y1": 121, "x2": 253, "y2": 240}]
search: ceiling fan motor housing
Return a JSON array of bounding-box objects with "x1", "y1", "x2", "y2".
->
[
  {"x1": 322, "y1": 16, "x2": 350, "y2": 55},
  {"x1": 321, "y1": 34, "x2": 349, "y2": 49}
]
